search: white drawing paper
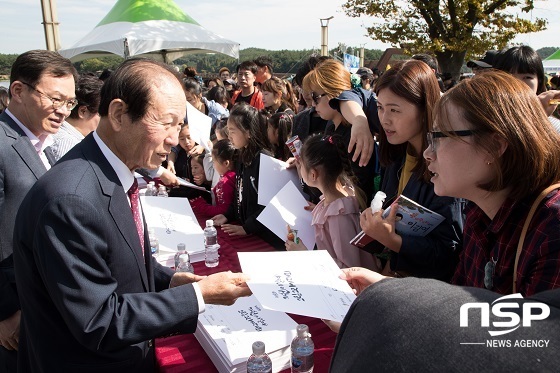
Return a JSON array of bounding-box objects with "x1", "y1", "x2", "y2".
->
[
  {"x1": 257, "y1": 153, "x2": 301, "y2": 206},
  {"x1": 257, "y1": 181, "x2": 316, "y2": 250},
  {"x1": 195, "y1": 294, "x2": 297, "y2": 370},
  {"x1": 140, "y1": 196, "x2": 205, "y2": 265},
  {"x1": 186, "y1": 100, "x2": 212, "y2": 152},
  {"x1": 238, "y1": 251, "x2": 356, "y2": 322}
]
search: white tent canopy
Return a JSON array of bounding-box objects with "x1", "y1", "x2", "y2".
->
[
  {"x1": 58, "y1": 0, "x2": 239, "y2": 63},
  {"x1": 543, "y1": 49, "x2": 560, "y2": 74}
]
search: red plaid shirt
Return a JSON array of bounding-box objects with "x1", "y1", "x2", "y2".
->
[{"x1": 452, "y1": 189, "x2": 560, "y2": 296}]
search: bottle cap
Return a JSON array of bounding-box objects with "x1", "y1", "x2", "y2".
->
[
  {"x1": 206, "y1": 220, "x2": 214, "y2": 227},
  {"x1": 179, "y1": 253, "x2": 190, "y2": 262},
  {"x1": 252, "y1": 341, "x2": 265, "y2": 355},
  {"x1": 159, "y1": 185, "x2": 166, "y2": 190},
  {"x1": 296, "y1": 324, "x2": 310, "y2": 337},
  {"x1": 177, "y1": 243, "x2": 186, "y2": 250},
  {"x1": 148, "y1": 181, "x2": 155, "y2": 185}
]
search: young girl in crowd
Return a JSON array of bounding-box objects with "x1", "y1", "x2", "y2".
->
[
  {"x1": 359, "y1": 59, "x2": 463, "y2": 281},
  {"x1": 285, "y1": 134, "x2": 379, "y2": 270},
  {"x1": 191, "y1": 139, "x2": 236, "y2": 217},
  {"x1": 493, "y1": 45, "x2": 560, "y2": 131},
  {"x1": 302, "y1": 59, "x2": 379, "y2": 201},
  {"x1": 267, "y1": 112, "x2": 293, "y2": 161},
  {"x1": 185, "y1": 78, "x2": 229, "y2": 125},
  {"x1": 261, "y1": 76, "x2": 297, "y2": 115},
  {"x1": 167, "y1": 124, "x2": 211, "y2": 200},
  {"x1": 212, "y1": 103, "x2": 283, "y2": 248}
]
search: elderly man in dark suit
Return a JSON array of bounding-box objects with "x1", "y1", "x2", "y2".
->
[
  {"x1": 13, "y1": 58, "x2": 251, "y2": 372},
  {"x1": 0, "y1": 50, "x2": 78, "y2": 372}
]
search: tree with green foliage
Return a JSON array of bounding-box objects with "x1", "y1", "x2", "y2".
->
[{"x1": 343, "y1": 0, "x2": 548, "y2": 78}]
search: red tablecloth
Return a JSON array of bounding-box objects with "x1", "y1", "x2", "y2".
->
[{"x1": 155, "y1": 225, "x2": 336, "y2": 372}]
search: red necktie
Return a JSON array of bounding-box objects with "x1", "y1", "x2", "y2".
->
[{"x1": 127, "y1": 179, "x2": 145, "y2": 260}]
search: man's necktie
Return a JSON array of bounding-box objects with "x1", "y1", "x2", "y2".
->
[{"x1": 127, "y1": 179, "x2": 145, "y2": 261}]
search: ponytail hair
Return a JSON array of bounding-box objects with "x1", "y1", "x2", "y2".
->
[
  {"x1": 300, "y1": 134, "x2": 367, "y2": 210},
  {"x1": 268, "y1": 112, "x2": 293, "y2": 161},
  {"x1": 212, "y1": 139, "x2": 237, "y2": 165},
  {"x1": 228, "y1": 103, "x2": 272, "y2": 166}
]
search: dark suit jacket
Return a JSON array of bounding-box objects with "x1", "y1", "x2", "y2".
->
[
  {"x1": 0, "y1": 111, "x2": 52, "y2": 321},
  {"x1": 13, "y1": 134, "x2": 199, "y2": 372}
]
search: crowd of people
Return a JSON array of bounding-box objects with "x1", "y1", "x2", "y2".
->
[{"x1": 0, "y1": 45, "x2": 559, "y2": 372}]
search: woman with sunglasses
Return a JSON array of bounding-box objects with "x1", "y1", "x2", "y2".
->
[
  {"x1": 359, "y1": 59, "x2": 464, "y2": 281},
  {"x1": 302, "y1": 59, "x2": 379, "y2": 201}
]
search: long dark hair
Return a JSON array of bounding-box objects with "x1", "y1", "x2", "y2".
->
[
  {"x1": 375, "y1": 59, "x2": 440, "y2": 182},
  {"x1": 268, "y1": 112, "x2": 293, "y2": 161},
  {"x1": 300, "y1": 134, "x2": 366, "y2": 210},
  {"x1": 228, "y1": 103, "x2": 272, "y2": 166}
]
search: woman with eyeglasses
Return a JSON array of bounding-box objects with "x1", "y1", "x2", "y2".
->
[
  {"x1": 359, "y1": 59, "x2": 464, "y2": 281},
  {"x1": 423, "y1": 70, "x2": 560, "y2": 296},
  {"x1": 302, "y1": 59, "x2": 380, "y2": 201}
]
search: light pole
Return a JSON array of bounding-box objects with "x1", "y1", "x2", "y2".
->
[{"x1": 320, "y1": 16, "x2": 333, "y2": 57}]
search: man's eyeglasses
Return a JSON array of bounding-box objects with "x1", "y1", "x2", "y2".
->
[
  {"x1": 426, "y1": 130, "x2": 474, "y2": 152},
  {"x1": 22, "y1": 82, "x2": 78, "y2": 111},
  {"x1": 311, "y1": 92, "x2": 327, "y2": 105}
]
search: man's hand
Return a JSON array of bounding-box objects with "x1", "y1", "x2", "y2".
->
[
  {"x1": 221, "y1": 224, "x2": 247, "y2": 236},
  {"x1": 0, "y1": 310, "x2": 20, "y2": 351},
  {"x1": 197, "y1": 272, "x2": 252, "y2": 305},
  {"x1": 169, "y1": 272, "x2": 207, "y2": 288}
]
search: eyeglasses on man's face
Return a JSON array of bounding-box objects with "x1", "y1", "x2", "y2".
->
[
  {"x1": 426, "y1": 130, "x2": 474, "y2": 152},
  {"x1": 311, "y1": 92, "x2": 327, "y2": 105},
  {"x1": 21, "y1": 81, "x2": 78, "y2": 111}
]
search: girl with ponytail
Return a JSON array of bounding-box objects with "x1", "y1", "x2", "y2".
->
[{"x1": 286, "y1": 134, "x2": 380, "y2": 271}]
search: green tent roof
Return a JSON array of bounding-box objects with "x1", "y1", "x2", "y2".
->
[
  {"x1": 97, "y1": 0, "x2": 199, "y2": 26},
  {"x1": 544, "y1": 49, "x2": 560, "y2": 61}
]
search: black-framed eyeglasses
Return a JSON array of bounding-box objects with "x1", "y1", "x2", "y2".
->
[
  {"x1": 311, "y1": 92, "x2": 327, "y2": 105},
  {"x1": 426, "y1": 130, "x2": 474, "y2": 153},
  {"x1": 21, "y1": 81, "x2": 78, "y2": 111}
]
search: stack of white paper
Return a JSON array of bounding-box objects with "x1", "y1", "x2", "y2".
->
[
  {"x1": 140, "y1": 196, "x2": 205, "y2": 265},
  {"x1": 194, "y1": 295, "x2": 298, "y2": 373}
]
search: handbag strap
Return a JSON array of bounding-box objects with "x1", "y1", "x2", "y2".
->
[{"x1": 513, "y1": 183, "x2": 560, "y2": 294}]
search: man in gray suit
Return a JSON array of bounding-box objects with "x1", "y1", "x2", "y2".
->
[
  {"x1": 13, "y1": 58, "x2": 251, "y2": 372},
  {"x1": 0, "y1": 50, "x2": 78, "y2": 372}
]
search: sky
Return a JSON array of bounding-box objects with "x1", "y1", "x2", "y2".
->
[{"x1": 2, "y1": 0, "x2": 559, "y2": 56}]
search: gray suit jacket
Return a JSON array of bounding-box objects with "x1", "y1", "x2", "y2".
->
[
  {"x1": 14, "y1": 134, "x2": 199, "y2": 372},
  {"x1": 0, "y1": 111, "x2": 52, "y2": 321}
]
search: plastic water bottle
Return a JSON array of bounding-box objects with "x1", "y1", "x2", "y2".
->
[
  {"x1": 145, "y1": 181, "x2": 156, "y2": 196},
  {"x1": 176, "y1": 253, "x2": 194, "y2": 273},
  {"x1": 148, "y1": 228, "x2": 159, "y2": 257},
  {"x1": 204, "y1": 220, "x2": 219, "y2": 267},
  {"x1": 174, "y1": 243, "x2": 187, "y2": 268},
  {"x1": 291, "y1": 324, "x2": 314, "y2": 373},
  {"x1": 157, "y1": 185, "x2": 168, "y2": 197},
  {"x1": 246, "y1": 341, "x2": 272, "y2": 373}
]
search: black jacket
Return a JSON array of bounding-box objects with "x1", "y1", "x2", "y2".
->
[
  {"x1": 375, "y1": 156, "x2": 464, "y2": 281},
  {"x1": 224, "y1": 153, "x2": 283, "y2": 249}
]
